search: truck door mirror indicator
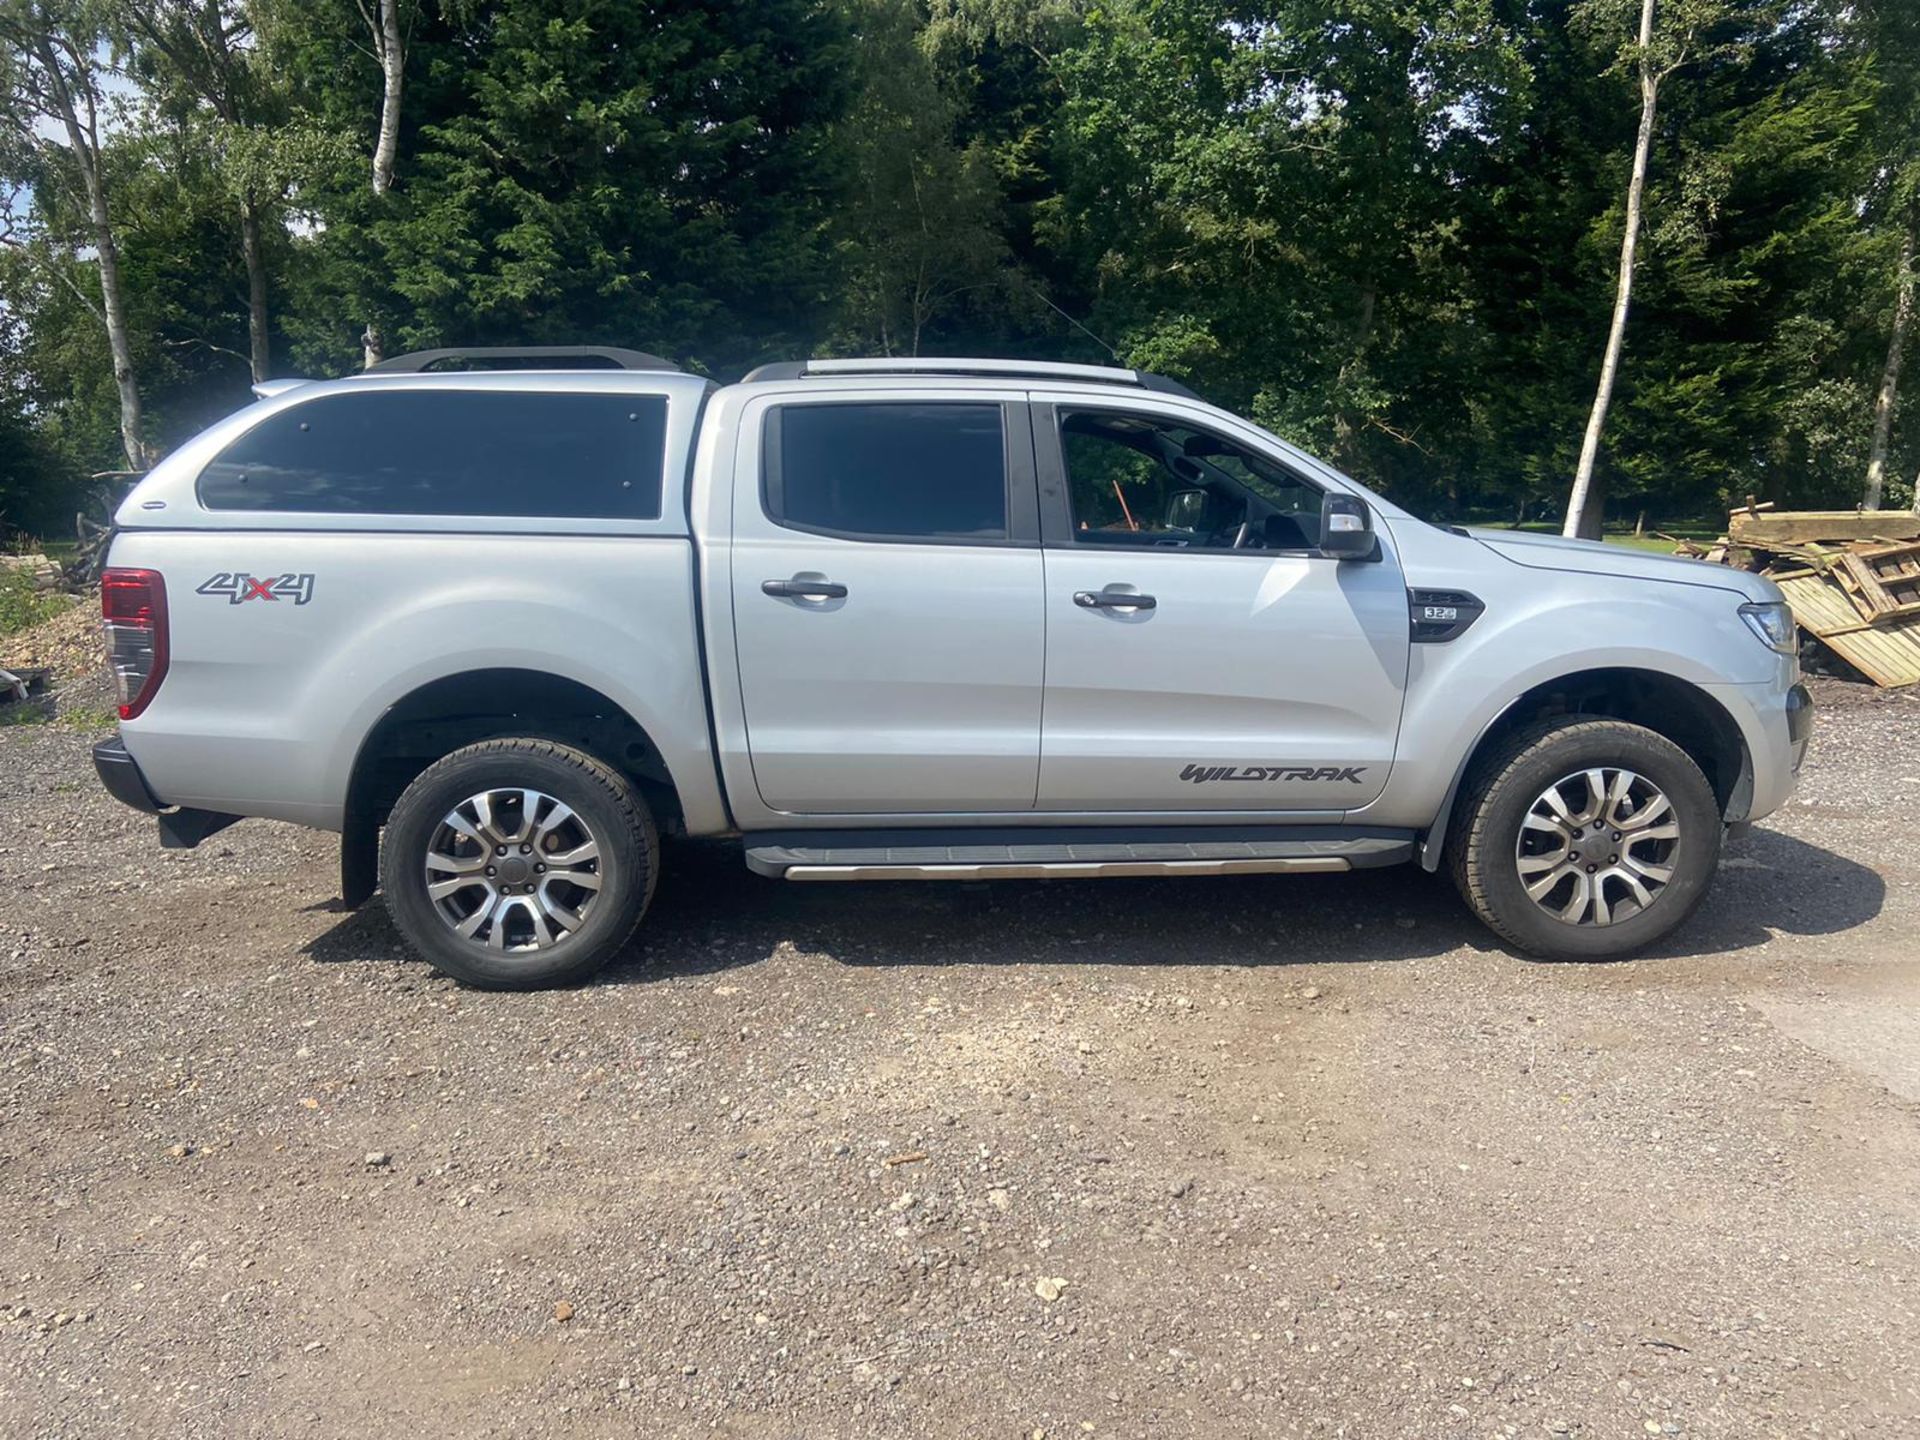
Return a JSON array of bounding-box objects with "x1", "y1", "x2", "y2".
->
[{"x1": 1319, "y1": 494, "x2": 1375, "y2": 559}]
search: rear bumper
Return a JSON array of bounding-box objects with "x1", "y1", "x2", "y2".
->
[
  {"x1": 93, "y1": 736, "x2": 163, "y2": 814},
  {"x1": 94, "y1": 735, "x2": 242, "y2": 848}
]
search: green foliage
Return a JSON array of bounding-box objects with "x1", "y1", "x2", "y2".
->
[
  {"x1": 0, "y1": 0, "x2": 1916, "y2": 531},
  {"x1": 0, "y1": 567, "x2": 65, "y2": 636}
]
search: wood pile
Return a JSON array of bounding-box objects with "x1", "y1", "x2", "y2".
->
[{"x1": 1682, "y1": 502, "x2": 1920, "y2": 686}]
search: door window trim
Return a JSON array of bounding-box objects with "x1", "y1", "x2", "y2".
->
[
  {"x1": 1033, "y1": 400, "x2": 1334, "y2": 557},
  {"x1": 759, "y1": 398, "x2": 1041, "y2": 547}
]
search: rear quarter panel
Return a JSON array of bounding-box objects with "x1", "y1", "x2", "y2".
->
[{"x1": 109, "y1": 530, "x2": 728, "y2": 833}]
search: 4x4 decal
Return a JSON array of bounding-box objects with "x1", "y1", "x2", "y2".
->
[
  {"x1": 197, "y1": 572, "x2": 316, "y2": 606},
  {"x1": 1179, "y1": 764, "x2": 1367, "y2": 785}
]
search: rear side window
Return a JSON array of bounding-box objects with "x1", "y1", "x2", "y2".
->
[
  {"x1": 198, "y1": 390, "x2": 668, "y2": 518},
  {"x1": 764, "y1": 402, "x2": 1007, "y2": 541}
]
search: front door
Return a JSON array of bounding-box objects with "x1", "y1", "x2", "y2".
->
[
  {"x1": 1032, "y1": 398, "x2": 1410, "y2": 812},
  {"x1": 730, "y1": 393, "x2": 1045, "y2": 814}
]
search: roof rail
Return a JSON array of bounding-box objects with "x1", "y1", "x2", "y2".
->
[
  {"x1": 740, "y1": 356, "x2": 1201, "y2": 401},
  {"x1": 368, "y1": 346, "x2": 679, "y2": 374}
]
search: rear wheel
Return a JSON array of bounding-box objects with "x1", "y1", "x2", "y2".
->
[
  {"x1": 1448, "y1": 717, "x2": 1722, "y2": 961},
  {"x1": 380, "y1": 738, "x2": 657, "y2": 989}
]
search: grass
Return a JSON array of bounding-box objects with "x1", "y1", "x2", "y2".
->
[
  {"x1": 0, "y1": 568, "x2": 69, "y2": 638},
  {"x1": 0, "y1": 702, "x2": 115, "y2": 732}
]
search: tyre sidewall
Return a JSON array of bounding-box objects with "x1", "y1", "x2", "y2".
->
[
  {"x1": 1469, "y1": 725, "x2": 1722, "y2": 961},
  {"x1": 381, "y1": 746, "x2": 650, "y2": 988}
]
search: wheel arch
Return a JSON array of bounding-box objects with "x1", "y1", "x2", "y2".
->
[
  {"x1": 1417, "y1": 666, "x2": 1751, "y2": 872},
  {"x1": 339, "y1": 667, "x2": 688, "y2": 907}
]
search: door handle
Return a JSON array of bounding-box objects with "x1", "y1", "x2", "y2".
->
[
  {"x1": 1074, "y1": 589, "x2": 1156, "y2": 610},
  {"x1": 762, "y1": 578, "x2": 848, "y2": 601}
]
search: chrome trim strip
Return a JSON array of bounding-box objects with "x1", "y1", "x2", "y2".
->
[{"x1": 781, "y1": 857, "x2": 1351, "y2": 881}]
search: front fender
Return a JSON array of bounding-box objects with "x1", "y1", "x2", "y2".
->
[{"x1": 1350, "y1": 573, "x2": 1774, "y2": 833}]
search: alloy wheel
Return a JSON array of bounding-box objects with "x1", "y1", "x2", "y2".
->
[
  {"x1": 423, "y1": 787, "x2": 605, "y2": 951},
  {"x1": 1514, "y1": 767, "x2": 1680, "y2": 927}
]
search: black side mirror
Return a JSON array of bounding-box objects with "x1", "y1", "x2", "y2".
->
[
  {"x1": 1318, "y1": 493, "x2": 1374, "y2": 559},
  {"x1": 1165, "y1": 487, "x2": 1209, "y2": 530}
]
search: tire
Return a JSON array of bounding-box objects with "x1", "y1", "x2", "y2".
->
[
  {"x1": 379, "y1": 738, "x2": 657, "y2": 989},
  {"x1": 1447, "y1": 717, "x2": 1722, "y2": 961}
]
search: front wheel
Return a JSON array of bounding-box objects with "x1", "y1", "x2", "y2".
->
[
  {"x1": 380, "y1": 739, "x2": 658, "y2": 989},
  {"x1": 1448, "y1": 717, "x2": 1722, "y2": 961}
]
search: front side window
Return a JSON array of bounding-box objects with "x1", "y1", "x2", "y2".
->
[
  {"x1": 198, "y1": 389, "x2": 669, "y2": 518},
  {"x1": 764, "y1": 402, "x2": 1008, "y2": 541},
  {"x1": 1059, "y1": 409, "x2": 1322, "y2": 551}
]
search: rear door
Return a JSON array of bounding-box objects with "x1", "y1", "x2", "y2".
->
[
  {"x1": 728, "y1": 391, "x2": 1045, "y2": 814},
  {"x1": 1032, "y1": 396, "x2": 1410, "y2": 812}
]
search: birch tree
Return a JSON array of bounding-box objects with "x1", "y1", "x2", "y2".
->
[
  {"x1": 1563, "y1": 0, "x2": 1731, "y2": 539},
  {"x1": 0, "y1": 0, "x2": 150, "y2": 469},
  {"x1": 125, "y1": 0, "x2": 285, "y2": 383},
  {"x1": 358, "y1": 0, "x2": 404, "y2": 366},
  {"x1": 1863, "y1": 221, "x2": 1914, "y2": 510}
]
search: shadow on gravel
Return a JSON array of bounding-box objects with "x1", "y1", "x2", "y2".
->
[
  {"x1": 302, "y1": 823, "x2": 1884, "y2": 984},
  {"x1": 1657, "y1": 824, "x2": 1886, "y2": 958}
]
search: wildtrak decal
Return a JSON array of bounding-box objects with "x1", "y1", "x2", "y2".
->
[
  {"x1": 1179, "y1": 764, "x2": 1368, "y2": 785},
  {"x1": 196, "y1": 572, "x2": 316, "y2": 606}
]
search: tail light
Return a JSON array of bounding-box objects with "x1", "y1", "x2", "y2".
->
[{"x1": 102, "y1": 568, "x2": 169, "y2": 720}]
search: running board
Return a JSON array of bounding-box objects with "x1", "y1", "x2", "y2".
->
[{"x1": 743, "y1": 826, "x2": 1416, "y2": 882}]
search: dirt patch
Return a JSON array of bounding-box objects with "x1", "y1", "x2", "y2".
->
[{"x1": 1, "y1": 704, "x2": 1917, "y2": 1438}]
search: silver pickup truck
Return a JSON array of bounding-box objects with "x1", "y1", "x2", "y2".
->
[{"x1": 91, "y1": 349, "x2": 1812, "y2": 988}]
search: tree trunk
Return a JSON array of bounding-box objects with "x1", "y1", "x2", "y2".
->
[
  {"x1": 371, "y1": 0, "x2": 404, "y2": 197},
  {"x1": 361, "y1": 0, "x2": 405, "y2": 370},
  {"x1": 35, "y1": 40, "x2": 147, "y2": 471},
  {"x1": 239, "y1": 197, "x2": 271, "y2": 383},
  {"x1": 1565, "y1": 0, "x2": 1660, "y2": 541},
  {"x1": 1863, "y1": 223, "x2": 1916, "y2": 511}
]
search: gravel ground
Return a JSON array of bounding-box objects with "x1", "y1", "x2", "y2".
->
[{"x1": 2, "y1": 679, "x2": 1918, "y2": 1438}]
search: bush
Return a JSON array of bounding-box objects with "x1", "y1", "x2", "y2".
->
[{"x1": 0, "y1": 568, "x2": 66, "y2": 638}]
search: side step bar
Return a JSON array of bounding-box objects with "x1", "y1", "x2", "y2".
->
[{"x1": 743, "y1": 826, "x2": 1416, "y2": 882}]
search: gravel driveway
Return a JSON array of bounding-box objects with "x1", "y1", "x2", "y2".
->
[{"x1": 3, "y1": 682, "x2": 1918, "y2": 1438}]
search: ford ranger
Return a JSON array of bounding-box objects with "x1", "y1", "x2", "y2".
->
[{"x1": 89, "y1": 348, "x2": 1813, "y2": 987}]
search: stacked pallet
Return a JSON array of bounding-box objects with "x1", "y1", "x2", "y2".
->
[{"x1": 1690, "y1": 507, "x2": 1920, "y2": 687}]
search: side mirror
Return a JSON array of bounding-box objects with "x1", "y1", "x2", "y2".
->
[
  {"x1": 1318, "y1": 493, "x2": 1374, "y2": 559},
  {"x1": 1165, "y1": 487, "x2": 1209, "y2": 530}
]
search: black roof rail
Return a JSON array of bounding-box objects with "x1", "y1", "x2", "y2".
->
[
  {"x1": 739, "y1": 356, "x2": 1202, "y2": 402},
  {"x1": 368, "y1": 346, "x2": 679, "y2": 374}
]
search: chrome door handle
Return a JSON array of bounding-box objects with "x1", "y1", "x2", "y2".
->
[
  {"x1": 1074, "y1": 589, "x2": 1156, "y2": 610},
  {"x1": 763, "y1": 578, "x2": 848, "y2": 600}
]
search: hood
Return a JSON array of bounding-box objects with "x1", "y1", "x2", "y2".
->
[{"x1": 1466, "y1": 527, "x2": 1780, "y2": 602}]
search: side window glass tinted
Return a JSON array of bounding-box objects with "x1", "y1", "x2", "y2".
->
[
  {"x1": 1058, "y1": 409, "x2": 1321, "y2": 551},
  {"x1": 766, "y1": 402, "x2": 1007, "y2": 541},
  {"x1": 198, "y1": 390, "x2": 668, "y2": 518}
]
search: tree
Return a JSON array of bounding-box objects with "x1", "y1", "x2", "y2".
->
[
  {"x1": 832, "y1": 0, "x2": 1019, "y2": 356},
  {"x1": 374, "y1": 0, "x2": 853, "y2": 371},
  {"x1": 0, "y1": 0, "x2": 151, "y2": 468},
  {"x1": 1564, "y1": 0, "x2": 1735, "y2": 538},
  {"x1": 1854, "y1": 0, "x2": 1920, "y2": 510},
  {"x1": 124, "y1": 0, "x2": 340, "y2": 383},
  {"x1": 252, "y1": 0, "x2": 420, "y2": 368},
  {"x1": 1862, "y1": 224, "x2": 1914, "y2": 509}
]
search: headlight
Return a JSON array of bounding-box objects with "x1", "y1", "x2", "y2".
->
[{"x1": 1739, "y1": 600, "x2": 1796, "y2": 653}]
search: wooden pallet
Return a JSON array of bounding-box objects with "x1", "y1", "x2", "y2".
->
[
  {"x1": 1774, "y1": 572, "x2": 1920, "y2": 687},
  {"x1": 1835, "y1": 541, "x2": 1920, "y2": 622}
]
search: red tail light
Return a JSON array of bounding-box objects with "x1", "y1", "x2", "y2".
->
[{"x1": 101, "y1": 568, "x2": 169, "y2": 720}]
